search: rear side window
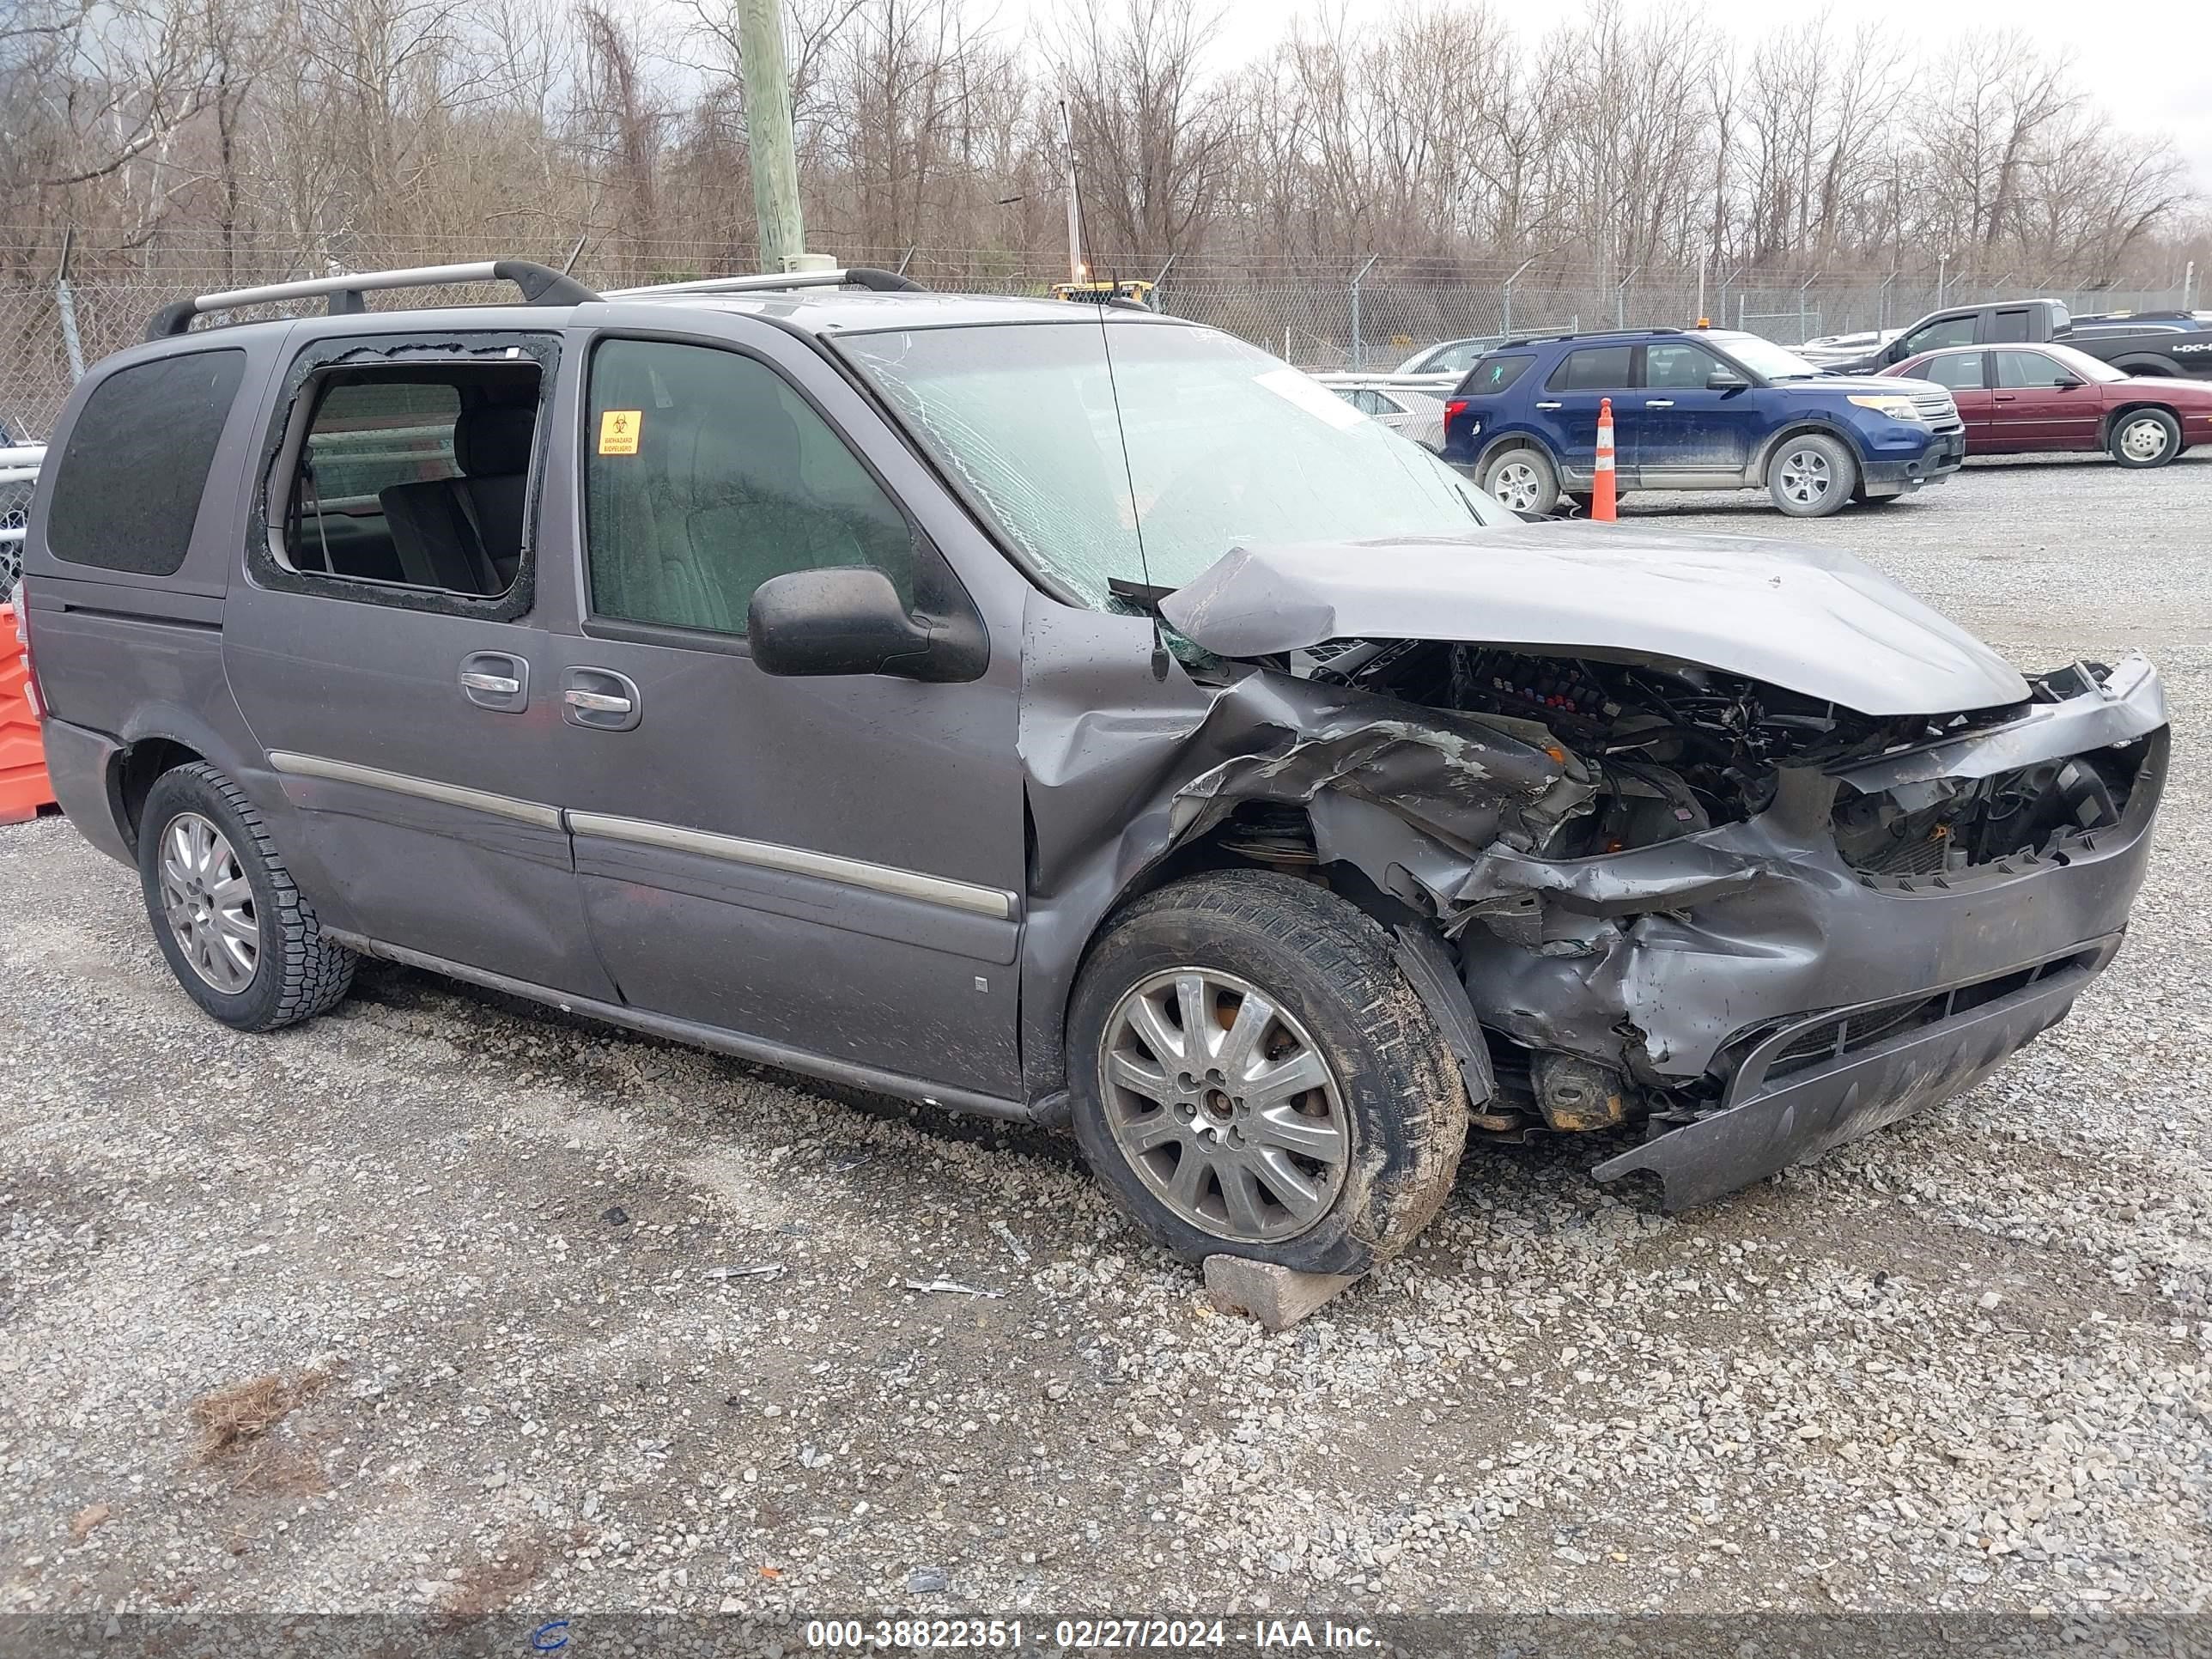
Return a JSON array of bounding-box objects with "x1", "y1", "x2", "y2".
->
[
  {"x1": 1900, "y1": 315, "x2": 1978, "y2": 356},
  {"x1": 280, "y1": 362, "x2": 541, "y2": 598},
  {"x1": 1462, "y1": 355, "x2": 1532, "y2": 395},
  {"x1": 1918, "y1": 353, "x2": 1985, "y2": 392},
  {"x1": 1990, "y1": 309, "x2": 2033, "y2": 343},
  {"x1": 46, "y1": 349, "x2": 246, "y2": 576},
  {"x1": 1547, "y1": 347, "x2": 1632, "y2": 392},
  {"x1": 583, "y1": 338, "x2": 916, "y2": 636}
]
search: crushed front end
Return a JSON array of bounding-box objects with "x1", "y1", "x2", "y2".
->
[{"x1": 1273, "y1": 643, "x2": 2167, "y2": 1208}]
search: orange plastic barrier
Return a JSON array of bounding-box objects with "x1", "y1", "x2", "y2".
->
[{"x1": 0, "y1": 603, "x2": 55, "y2": 824}]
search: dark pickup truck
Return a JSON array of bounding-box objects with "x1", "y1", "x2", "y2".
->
[{"x1": 1832, "y1": 297, "x2": 2212, "y2": 380}]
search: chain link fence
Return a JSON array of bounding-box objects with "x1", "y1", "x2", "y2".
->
[
  {"x1": 3, "y1": 226, "x2": 2200, "y2": 441},
  {"x1": 1, "y1": 444, "x2": 40, "y2": 592}
]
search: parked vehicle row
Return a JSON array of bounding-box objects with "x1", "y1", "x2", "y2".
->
[
  {"x1": 1832, "y1": 297, "x2": 2212, "y2": 380},
  {"x1": 15, "y1": 261, "x2": 2172, "y2": 1275},
  {"x1": 1438, "y1": 325, "x2": 1965, "y2": 517},
  {"x1": 1878, "y1": 343, "x2": 2212, "y2": 467}
]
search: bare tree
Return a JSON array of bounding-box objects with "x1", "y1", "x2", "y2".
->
[{"x1": 1057, "y1": 0, "x2": 1236, "y2": 260}]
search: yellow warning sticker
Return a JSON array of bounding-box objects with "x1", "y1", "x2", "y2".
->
[{"x1": 598, "y1": 410, "x2": 642, "y2": 455}]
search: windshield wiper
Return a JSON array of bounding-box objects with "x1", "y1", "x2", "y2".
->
[{"x1": 1107, "y1": 576, "x2": 1177, "y2": 614}]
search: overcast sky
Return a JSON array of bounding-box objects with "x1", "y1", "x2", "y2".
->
[{"x1": 1184, "y1": 0, "x2": 2212, "y2": 209}]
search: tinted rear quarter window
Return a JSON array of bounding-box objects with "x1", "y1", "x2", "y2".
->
[
  {"x1": 1547, "y1": 347, "x2": 1632, "y2": 392},
  {"x1": 1462, "y1": 355, "x2": 1532, "y2": 395},
  {"x1": 46, "y1": 349, "x2": 247, "y2": 576}
]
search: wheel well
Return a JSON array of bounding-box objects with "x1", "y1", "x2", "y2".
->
[
  {"x1": 2104, "y1": 400, "x2": 2179, "y2": 441},
  {"x1": 114, "y1": 738, "x2": 206, "y2": 848},
  {"x1": 1474, "y1": 434, "x2": 1552, "y2": 476},
  {"x1": 1756, "y1": 422, "x2": 1858, "y2": 480},
  {"x1": 1095, "y1": 803, "x2": 1425, "y2": 945},
  {"x1": 2110, "y1": 359, "x2": 2181, "y2": 379}
]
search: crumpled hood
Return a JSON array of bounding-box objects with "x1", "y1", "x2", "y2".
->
[{"x1": 1157, "y1": 525, "x2": 2033, "y2": 717}]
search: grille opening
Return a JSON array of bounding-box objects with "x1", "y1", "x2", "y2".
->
[
  {"x1": 1832, "y1": 743, "x2": 2145, "y2": 881},
  {"x1": 1755, "y1": 950, "x2": 2099, "y2": 1082}
]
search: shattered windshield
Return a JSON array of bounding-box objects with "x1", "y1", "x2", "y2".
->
[{"x1": 838, "y1": 320, "x2": 1508, "y2": 605}]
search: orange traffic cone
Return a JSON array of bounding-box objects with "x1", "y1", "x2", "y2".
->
[{"x1": 1592, "y1": 398, "x2": 1618, "y2": 521}]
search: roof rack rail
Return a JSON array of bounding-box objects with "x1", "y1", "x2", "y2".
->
[
  {"x1": 601, "y1": 266, "x2": 925, "y2": 299},
  {"x1": 144, "y1": 259, "x2": 600, "y2": 341},
  {"x1": 1495, "y1": 325, "x2": 1682, "y2": 350}
]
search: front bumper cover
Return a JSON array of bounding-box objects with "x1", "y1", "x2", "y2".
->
[
  {"x1": 1590, "y1": 936, "x2": 2121, "y2": 1209},
  {"x1": 1457, "y1": 655, "x2": 2167, "y2": 1206},
  {"x1": 1863, "y1": 429, "x2": 1966, "y2": 486}
]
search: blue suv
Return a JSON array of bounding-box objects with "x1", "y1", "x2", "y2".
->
[{"x1": 1442, "y1": 328, "x2": 1966, "y2": 518}]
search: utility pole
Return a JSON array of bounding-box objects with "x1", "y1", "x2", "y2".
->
[
  {"x1": 735, "y1": 0, "x2": 822, "y2": 273},
  {"x1": 1060, "y1": 98, "x2": 1085, "y2": 283}
]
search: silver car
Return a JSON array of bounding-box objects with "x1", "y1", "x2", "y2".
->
[{"x1": 1318, "y1": 378, "x2": 1449, "y2": 452}]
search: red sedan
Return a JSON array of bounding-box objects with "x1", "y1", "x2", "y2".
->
[{"x1": 1880, "y1": 341, "x2": 2212, "y2": 468}]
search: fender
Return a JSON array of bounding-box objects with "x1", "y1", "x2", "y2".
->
[
  {"x1": 1471, "y1": 423, "x2": 1561, "y2": 475},
  {"x1": 1751, "y1": 416, "x2": 1870, "y2": 478},
  {"x1": 112, "y1": 698, "x2": 360, "y2": 933},
  {"x1": 2100, "y1": 398, "x2": 2181, "y2": 448},
  {"x1": 117, "y1": 700, "x2": 256, "y2": 787}
]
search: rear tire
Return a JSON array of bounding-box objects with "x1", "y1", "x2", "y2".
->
[
  {"x1": 2110, "y1": 408, "x2": 2181, "y2": 469},
  {"x1": 1767, "y1": 433, "x2": 1858, "y2": 517},
  {"x1": 137, "y1": 763, "x2": 356, "y2": 1032},
  {"x1": 1067, "y1": 870, "x2": 1467, "y2": 1274},
  {"x1": 1480, "y1": 446, "x2": 1562, "y2": 516}
]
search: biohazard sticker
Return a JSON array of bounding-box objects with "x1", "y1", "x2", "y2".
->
[{"x1": 598, "y1": 410, "x2": 642, "y2": 455}]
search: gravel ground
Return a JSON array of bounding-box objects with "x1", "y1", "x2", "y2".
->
[{"x1": 2, "y1": 453, "x2": 2208, "y2": 1631}]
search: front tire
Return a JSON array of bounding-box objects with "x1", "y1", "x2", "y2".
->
[
  {"x1": 137, "y1": 763, "x2": 356, "y2": 1031},
  {"x1": 2110, "y1": 408, "x2": 2181, "y2": 469},
  {"x1": 1480, "y1": 446, "x2": 1562, "y2": 516},
  {"x1": 1767, "y1": 433, "x2": 1858, "y2": 517},
  {"x1": 1067, "y1": 870, "x2": 1468, "y2": 1274}
]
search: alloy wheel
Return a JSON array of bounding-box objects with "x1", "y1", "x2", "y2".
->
[
  {"x1": 1097, "y1": 969, "x2": 1350, "y2": 1244},
  {"x1": 1491, "y1": 459, "x2": 1541, "y2": 512},
  {"x1": 158, "y1": 812, "x2": 259, "y2": 994},
  {"x1": 1778, "y1": 447, "x2": 1832, "y2": 506},
  {"x1": 2119, "y1": 417, "x2": 2171, "y2": 463}
]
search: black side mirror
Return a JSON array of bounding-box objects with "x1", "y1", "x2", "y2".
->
[
  {"x1": 1706, "y1": 371, "x2": 1749, "y2": 392},
  {"x1": 749, "y1": 567, "x2": 938, "y2": 679},
  {"x1": 2053, "y1": 375, "x2": 2084, "y2": 390}
]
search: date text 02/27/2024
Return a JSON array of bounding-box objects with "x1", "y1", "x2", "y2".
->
[{"x1": 794, "y1": 1618, "x2": 1383, "y2": 1650}]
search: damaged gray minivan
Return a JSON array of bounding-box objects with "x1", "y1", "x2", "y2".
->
[{"x1": 19, "y1": 263, "x2": 2169, "y2": 1275}]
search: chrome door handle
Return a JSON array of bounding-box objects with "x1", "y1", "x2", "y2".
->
[
  {"x1": 459, "y1": 651, "x2": 529, "y2": 713},
  {"x1": 1535, "y1": 401, "x2": 1563, "y2": 410},
  {"x1": 564, "y1": 688, "x2": 631, "y2": 714},
  {"x1": 1644, "y1": 399, "x2": 1674, "y2": 408},
  {"x1": 561, "y1": 666, "x2": 642, "y2": 732}
]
